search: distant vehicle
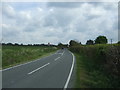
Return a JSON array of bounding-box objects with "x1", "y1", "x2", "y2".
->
[{"x1": 61, "y1": 47, "x2": 64, "y2": 49}]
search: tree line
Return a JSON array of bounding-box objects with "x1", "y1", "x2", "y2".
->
[
  {"x1": 69, "y1": 35, "x2": 108, "y2": 46},
  {"x1": 2, "y1": 43, "x2": 57, "y2": 47},
  {"x1": 70, "y1": 35, "x2": 120, "y2": 46},
  {"x1": 2, "y1": 35, "x2": 120, "y2": 47},
  {"x1": 58, "y1": 35, "x2": 120, "y2": 48}
]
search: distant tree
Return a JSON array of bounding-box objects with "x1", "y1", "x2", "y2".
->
[
  {"x1": 63, "y1": 44, "x2": 68, "y2": 48},
  {"x1": 95, "y1": 36, "x2": 108, "y2": 44},
  {"x1": 118, "y1": 41, "x2": 120, "y2": 44},
  {"x1": 7, "y1": 43, "x2": 13, "y2": 45},
  {"x1": 2, "y1": 43, "x2": 5, "y2": 45},
  {"x1": 20, "y1": 43, "x2": 23, "y2": 46},
  {"x1": 86, "y1": 40, "x2": 94, "y2": 45},
  {"x1": 79, "y1": 42, "x2": 82, "y2": 45},
  {"x1": 69, "y1": 40, "x2": 80, "y2": 47},
  {"x1": 58, "y1": 43, "x2": 64, "y2": 49},
  {"x1": 58, "y1": 43, "x2": 63, "y2": 47},
  {"x1": 64, "y1": 44, "x2": 69, "y2": 48},
  {"x1": 41, "y1": 44, "x2": 45, "y2": 46},
  {"x1": 14, "y1": 43, "x2": 19, "y2": 46},
  {"x1": 28, "y1": 44, "x2": 32, "y2": 46}
]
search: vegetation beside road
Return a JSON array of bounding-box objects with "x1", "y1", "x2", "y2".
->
[
  {"x1": 70, "y1": 44, "x2": 120, "y2": 88},
  {"x1": 2, "y1": 35, "x2": 120, "y2": 88},
  {"x1": 2, "y1": 45, "x2": 58, "y2": 69}
]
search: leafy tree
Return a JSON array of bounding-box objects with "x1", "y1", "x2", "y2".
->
[
  {"x1": 58, "y1": 43, "x2": 63, "y2": 47},
  {"x1": 118, "y1": 41, "x2": 120, "y2": 44},
  {"x1": 95, "y1": 36, "x2": 108, "y2": 44},
  {"x1": 79, "y1": 42, "x2": 82, "y2": 45},
  {"x1": 7, "y1": 43, "x2": 13, "y2": 45},
  {"x1": 69, "y1": 40, "x2": 80, "y2": 47},
  {"x1": 58, "y1": 43, "x2": 68, "y2": 48},
  {"x1": 14, "y1": 43, "x2": 19, "y2": 46},
  {"x1": 86, "y1": 40, "x2": 94, "y2": 45},
  {"x1": 21, "y1": 43, "x2": 23, "y2": 46}
]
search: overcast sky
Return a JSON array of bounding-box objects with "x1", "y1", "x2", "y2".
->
[{"x1": 2, "y1": 2, "x2": 118, "y2": 45}]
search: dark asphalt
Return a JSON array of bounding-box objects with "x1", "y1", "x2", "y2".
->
[{"x1": 2, "y1": 49, "x2": 75, "y2": 88}]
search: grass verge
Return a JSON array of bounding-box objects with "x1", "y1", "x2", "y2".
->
[
  {"x1": 2, "y1": 45, "x2": 58, "y2": 69},
  {"x1": 74, "y1": 53, "x2": 114, "y2": 88}
]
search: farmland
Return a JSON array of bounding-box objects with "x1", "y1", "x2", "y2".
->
[{"x1": 2, "y1": 45, "x2": 58, "y2": 69}]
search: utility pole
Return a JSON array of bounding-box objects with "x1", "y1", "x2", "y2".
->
[
  {"x1": 110, "y1": 39, "x2": 112, "y2": 44},
  {"x1": 48, "y1": 42, "x2": 50, "y2": 46}
]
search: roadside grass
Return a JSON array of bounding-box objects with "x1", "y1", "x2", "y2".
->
[
  {"x1": 2, "y1": 45, "x2": 58, "y2": 69},
  {"x1": 74, "y1": 53, "x2": 112, "y2": 88},
  {"x1": 70, "y1": 44, "x2": 120, "y2": 88}
]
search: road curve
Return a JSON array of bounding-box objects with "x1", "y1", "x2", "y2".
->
[{"x1": 2, "y1": 49, "x2": 75, "y2": 88}]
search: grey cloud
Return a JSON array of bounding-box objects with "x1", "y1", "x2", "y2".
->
[
  {"x1": 42, "y1": 8, "x2": 73, "y2": 28},
  {"x1": 2, "y1": 4, "x2": 16, "y2": 18},
  {"x1": 2, "y1": 26, "x2": 19, "y2": 40},
  {"x1": 42, "y1": 16, "x2": 57, "y2": 27},
  {"x1": 85, "y1": 15, "x2": 100, "y2": 20},
  {"x1": 47, "y1": 2, "x2": 81, "y2": 8},
  {"x1": 2, "y1": 2, "x2": 118, "y2": 44}
]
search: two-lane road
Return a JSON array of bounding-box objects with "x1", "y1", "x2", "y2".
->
[{"x1": 2, "y1": 49, "x2": 75, "y2": 88}]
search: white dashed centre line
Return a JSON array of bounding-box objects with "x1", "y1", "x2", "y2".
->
[
  {"x1": 61, "y1": 51, "x2": 65, "y2": 56},
  {"x1": 28, "y1": 63, "x2": 50, "y2": 75},
  {"x1": 54, "y1": 57, "x2": 60, "y2": 61}
]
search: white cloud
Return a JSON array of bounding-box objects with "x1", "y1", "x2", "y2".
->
[
  {"x1": 19, "y1": 11, "x2": 31, "y2": 20},
  {"x1": 2, "y1": 4, "x2": 16, "y2": 18},
  {"x1": 2, "y1": 2, "x2": 118, "y2": 44},
  {"x1": 37, "y1": 7, "x2": 43, "y2": 12}
]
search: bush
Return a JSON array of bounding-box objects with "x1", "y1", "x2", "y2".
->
[
  {"x1": 70, "y1": 44, "x2": 120, "y2": 76},
  {"x1": 70, "y1": 44, "x2": 120, "y2": 87},
  {"x1": 95, "y1": 36, "x2": 108, "y2": 44}
]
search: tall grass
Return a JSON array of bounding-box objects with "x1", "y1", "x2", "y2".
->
[
  {"x1": 75, "y1": 54, "x2": 113, "y2": 88},
  {"x1": 2, "y1": 45, "x2": 58, "y2": 69},
  {"x1": 70, "y1": 44, "x2": 120, "y2": 88}
]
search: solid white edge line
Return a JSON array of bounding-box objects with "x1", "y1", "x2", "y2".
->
[
  {"x1": 64, "y1": 51, "x2": 75, "y2": 89},
  {"x1": 1, "y1": 52, "x2": 55, "y2": 72},
  {"x1": 28, "y1": 63, "x2": 50, "y2": 75}
]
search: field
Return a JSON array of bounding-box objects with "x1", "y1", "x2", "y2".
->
[
  {"x1": 2, "y1": 45, "x2": 58, "y2": 69},
  {"x1": 70, "y1": 44, "x2": 120, "y2": 88}
]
